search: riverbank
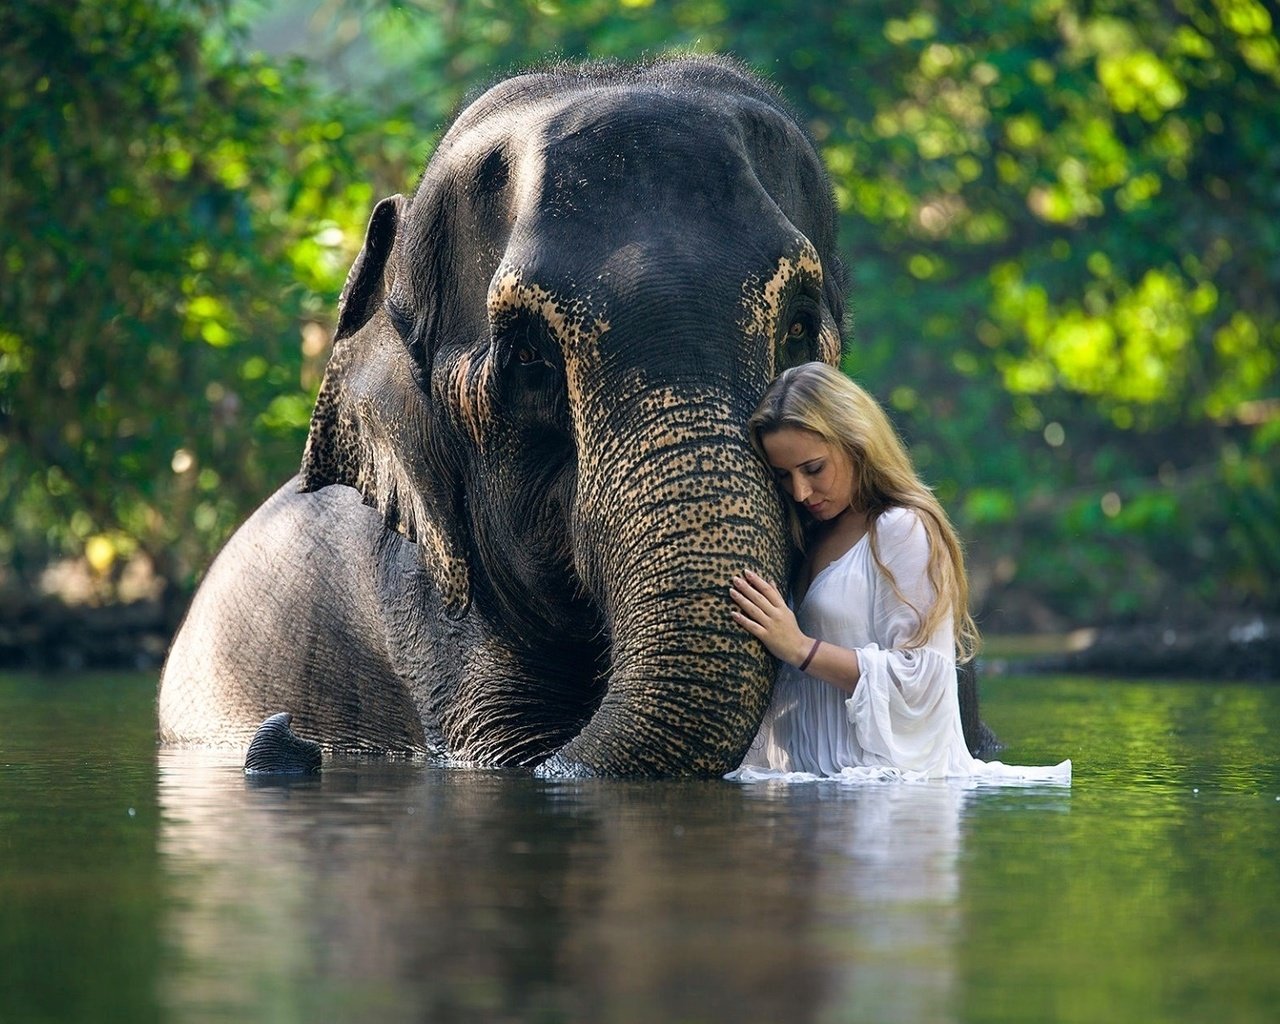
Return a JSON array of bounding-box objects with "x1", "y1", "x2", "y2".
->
[
  {"x1": 0, "y1": 592, "x2": 177, "y2": 672},
  {"x1": 1, "y1": 586, "x2": 1275, "y2": 682},
  {"x1": 982, "y1": 615, "x2": 1280, "y2": 682}
]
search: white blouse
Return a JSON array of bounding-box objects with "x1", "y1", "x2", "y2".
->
[{"x1": 730, "y1": 506, "x2": 1071, "y2": 785}]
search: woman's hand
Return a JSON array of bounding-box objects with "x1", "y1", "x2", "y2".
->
[{"x1": 729, "y1": 570, "x2": 813, "y2": 667}]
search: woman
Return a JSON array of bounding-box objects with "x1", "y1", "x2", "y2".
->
[{"x1": 728, "y1": 363, "x2": 1069, "y2": 783}]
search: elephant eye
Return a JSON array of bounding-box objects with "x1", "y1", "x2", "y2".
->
[
  {"x1": 514, "y1": 342, "x2": 554, "y2": 371},
  {"x1": 496, "y1": 310, "x2": 559, "y2": 377},
  {"x1": 778, "y1": 305, "x2": 820, "y2": 370},
  {"x1": 786, "y1": 308, "x2": 819, "y2": 341}
]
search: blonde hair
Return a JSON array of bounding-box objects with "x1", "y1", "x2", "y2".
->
[{"x1": 748, "y1": 362, "x2": 980, "y2": 663}]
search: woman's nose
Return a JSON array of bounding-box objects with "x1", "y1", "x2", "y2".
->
[{"x1": 794, "y1": 478, "x2": 811, "y2": 502}]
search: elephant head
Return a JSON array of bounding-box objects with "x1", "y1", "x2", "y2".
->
[{"x1": 300, "y1": 57, "x2": 845, "y2": 777}]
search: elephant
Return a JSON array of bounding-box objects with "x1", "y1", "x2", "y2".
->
[{"x1": 158, "y1": 56, "x2": 989, "y2": 777}]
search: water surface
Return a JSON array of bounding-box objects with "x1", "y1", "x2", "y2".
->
[{"x1": 1, "y1": 672, "x2": 1277, "y2": 1022}]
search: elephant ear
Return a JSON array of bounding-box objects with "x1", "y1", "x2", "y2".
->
[{"x1": 300, "y1": 194, "x2": 471, "y2": 615}]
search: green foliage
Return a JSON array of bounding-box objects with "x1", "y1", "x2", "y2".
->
[
  {"x1": 0, "y1": 0, "x2": 411, "y2": 587},
  {"x1": 2, "y1": 0, "x2": 1276, "y2": 626}
]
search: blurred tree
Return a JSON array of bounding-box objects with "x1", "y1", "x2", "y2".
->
[
  {"x1": 2, "y1": 0, "x2": 1275, "y2": 633},
  {"x1": 0, "y1": 0, "x2": 414, "y2": 595}
]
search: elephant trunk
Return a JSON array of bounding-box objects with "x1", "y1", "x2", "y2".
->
[{"x1": 546, "y1": 388, "x2": 790, "y2": 777}]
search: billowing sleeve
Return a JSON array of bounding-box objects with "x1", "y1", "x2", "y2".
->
[{"x1": 845, "y1": 509, "x2": 972, "y2": 775}]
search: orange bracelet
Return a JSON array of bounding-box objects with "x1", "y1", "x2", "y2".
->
[{"x1": 797, "y1": 638, "x2": 822, "y2": 672}]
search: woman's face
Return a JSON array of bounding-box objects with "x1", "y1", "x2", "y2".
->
[{"x1": 760, "y1": 427, "x2": 856, "y2": 522}]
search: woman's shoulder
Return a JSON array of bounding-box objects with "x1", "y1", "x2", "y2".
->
[
  {"x1": 876, "y1": 504, "x2": 925, "y2": 536},
  {"x1": 873, "y1": 505, "x2": 931, "y2": 557}
]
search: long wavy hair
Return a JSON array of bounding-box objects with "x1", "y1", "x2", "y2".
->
[{"x1": 748, "y1": 362, "x2": 980, "y2": 663}]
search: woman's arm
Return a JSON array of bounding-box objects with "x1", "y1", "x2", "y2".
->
[{"x1": 728, "y1": 570, "x2": 863, "y2": 692}]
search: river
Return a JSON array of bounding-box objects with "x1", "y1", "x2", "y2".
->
[{"x1": 1, "y1": 671, "x2": 1277, "y2": 1022}]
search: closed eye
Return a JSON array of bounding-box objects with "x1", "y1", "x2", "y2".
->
[{"x1": 773, "y1": 462, "x2": 823, "y2": 484}]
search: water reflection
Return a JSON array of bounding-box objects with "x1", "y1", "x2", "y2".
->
[
  {"x1": 810, "y1": 785, "x2": 966, "y2": 1024},
  {"x1": 7, "y1": 674, "x2": 1274, "y2": 1022},
  {"x1": 157, "y1": 752, "x2": 1004, "y2": 1022}
]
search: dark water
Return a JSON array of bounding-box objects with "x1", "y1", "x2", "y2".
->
[{"x1": 1, "y1": 673, "x2": 1278, "y2": 1023}]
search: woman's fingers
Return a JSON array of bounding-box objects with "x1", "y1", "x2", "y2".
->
[
  {"x1": 729, "y1": 575, "x2": 805, "y2": 665},
  {"x1": 728, "y1": 583, "x2": 772, "y2": 622},
  {"x1": 730, "y1": 572, "x2": 783, "y2": 614},
  {"x1": 742, "y1": 569, "x2": 784, "y2": 603},
  {"x1": 729, "y1": 573, "x2": 797, "y2": 653}
]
